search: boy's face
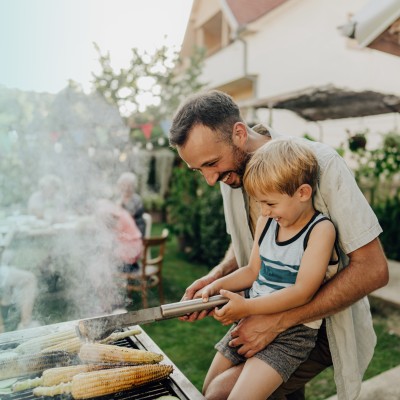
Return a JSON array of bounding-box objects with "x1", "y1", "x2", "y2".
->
[
  {"x1": 255, "y1": 188, "x2": 308, "y2": 228},
  {"x1": 177, "y1": 124, "x2": 249, "y2": 188}
]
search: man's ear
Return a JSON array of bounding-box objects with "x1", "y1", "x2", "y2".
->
[
  {"x1": 297, "y1": 184, "x2": 313, "y2": 201},
  {"x1": 232, "y1": 122, "x2": 248, "y2": 147}
]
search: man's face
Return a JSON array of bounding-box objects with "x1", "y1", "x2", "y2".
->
[{"x1": 177, "y1": 124, "x2": 250, "y2": 188}]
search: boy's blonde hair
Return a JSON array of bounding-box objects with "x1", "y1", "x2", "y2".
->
[{"x1": 244, "y1": 137, "x2": 319, "y2": 197}]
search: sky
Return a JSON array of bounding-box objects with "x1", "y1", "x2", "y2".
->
[{"x1": 0, "y1": 0, "x2": 194, "y2": 94}]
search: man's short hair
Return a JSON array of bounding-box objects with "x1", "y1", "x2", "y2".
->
[{"x1": 169, "y1": 90, "x2": 244, "y2": 148}]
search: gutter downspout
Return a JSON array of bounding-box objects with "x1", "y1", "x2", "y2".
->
[
  {"x1": 236, "y1": 27, "x2": 248, "y2": 77},
  {"x1": 236, "y1": 26, "x2": 259, "y2": 121}
]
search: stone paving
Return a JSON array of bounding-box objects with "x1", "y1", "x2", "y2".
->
[{"x1": 326, "y1": 259, "x2": 400, "y2": 399}]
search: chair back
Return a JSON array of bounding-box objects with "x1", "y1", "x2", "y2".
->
[
  {"x1": 142, "y1": 212, "x2": 152, "y2": 259},
  {"x1": 142, "y1": 212, "x2": 152, "y2": 238},
  {"x1": 141, "y1": 228, "x2": 169, "y2": 276},
  {"x1": 122, "y1": 228, "x2": 169, "y2": 308}
]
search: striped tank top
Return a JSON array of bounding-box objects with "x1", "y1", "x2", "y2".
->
[{"x1": 248, "y1": 211, "x2": 338, "y2": 329}]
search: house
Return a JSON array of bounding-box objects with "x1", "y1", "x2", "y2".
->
[
  {"x1": 338, "y1": 0, "x2": 400, "y2": 58},
  {"x1": 179, "y1": 0, "x2": 400, "y2": 149}
]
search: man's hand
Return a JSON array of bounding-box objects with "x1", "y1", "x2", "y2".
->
[
  {"x1": 179, "y1": 272, "x2": 220, "y2": 322},
  {"x1": 179, "y1": 247, "x2": 239, "y2": 322},
  {"x1": 229, "y1": 314, "x2": 285, "y2": 358}
]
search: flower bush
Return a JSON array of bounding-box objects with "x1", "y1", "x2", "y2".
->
[{"x1": 351, "y1": 131, "x2": 400, "y2": 261}]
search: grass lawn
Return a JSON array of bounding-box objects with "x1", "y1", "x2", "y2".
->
[{"x1": 137, "y1": 224, "x2": 400, "y2": 398}]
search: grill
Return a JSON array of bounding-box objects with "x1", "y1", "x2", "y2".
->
[{"x1": 0, "y1": 322, "x2": 205, "y2": 400}]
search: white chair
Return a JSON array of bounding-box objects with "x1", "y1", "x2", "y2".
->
[
  {"x1": 142, "y1": 212, "x2": 152, "y2": 238},
  {"x1": 142, "y1": 212, "x2": 152, "y2": 258}
]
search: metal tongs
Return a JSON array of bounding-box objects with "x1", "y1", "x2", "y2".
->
[{"x1": 76, "y1": 295, "x2": 228, "y2": 341}]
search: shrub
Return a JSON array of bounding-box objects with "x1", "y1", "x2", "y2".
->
[
  {"x1": 197, "y1": 182, "x2": 230, "y2": 266},
  {"x1": 166, "y1": 164, "x2": 230, "y2": 265},
  {"x1": 373, "y1": 194, "x2": 400, "y2": 261}
]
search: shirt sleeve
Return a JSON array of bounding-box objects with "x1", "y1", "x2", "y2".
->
[{"x1": 314, "y1": 153, "x2": 382, "y2": 254}]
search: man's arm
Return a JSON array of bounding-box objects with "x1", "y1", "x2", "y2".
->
[
  {"x1": 229, "y1": 238, "x2": 388, "y2": 357},
  {"x1": 182, "y1": 243, "x2": 238, "y2": 300},
  {"x1": 179, "y1": 244, "x2": 238, "y2": 321}
]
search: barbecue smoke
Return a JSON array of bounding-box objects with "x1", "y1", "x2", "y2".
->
[{"x1": 0, "y1": 98, "x2": 143, "y2": 332}]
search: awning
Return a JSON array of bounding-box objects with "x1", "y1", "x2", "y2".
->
[
  {"x1": 245, "y1": 85, "x2": 400, "y2": 122},
  {"x1": 338, "y1": 0, "x2": 400, "y2": 57}
]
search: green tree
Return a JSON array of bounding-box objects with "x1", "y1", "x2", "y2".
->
[{"x1": 92, "y1": 43, "x2": 206, "y2": 121}]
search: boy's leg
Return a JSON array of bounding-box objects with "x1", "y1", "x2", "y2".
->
[
  {"x1": 203, "y1": 352, "x2": 242, "y2": 399},
  {"x1": 229, "y1": 357, "x2": 283, "y2": 400},
  {"x1": 270, "y1": 321, "x2": 332, "y2": 399}
]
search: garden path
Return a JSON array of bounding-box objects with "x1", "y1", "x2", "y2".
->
[{"x1": 326, "y1": 259, "x2": 400, "y2": 400}]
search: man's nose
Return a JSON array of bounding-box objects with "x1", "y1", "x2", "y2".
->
[{"x1": 202, "y1": 170, "x2": 219, "y2": 186}]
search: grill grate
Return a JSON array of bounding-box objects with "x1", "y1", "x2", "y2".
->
[
  {"x1": 1, "y1": 336, "x2": 188, "y2": 400},
  {"x1": 4, "y1": 384, "x2": 173, "y2": 400}
]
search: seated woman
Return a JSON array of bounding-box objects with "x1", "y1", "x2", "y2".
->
[
  {"x1": 116, "y1": 172, "x2": 146, "y2": 237},
  {"x1": 95, "y1": 199, "x2": 143, "y2": 273}
]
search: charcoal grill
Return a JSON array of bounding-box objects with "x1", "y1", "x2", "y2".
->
[{"x1": 0, "y1": 322, "x2": 205, "y2": 400}]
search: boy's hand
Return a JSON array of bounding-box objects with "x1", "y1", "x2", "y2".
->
[
  {"x1": 213, "y1": 289, "x2": 248, "y2": 325},
  {"x1": 201, "y1": 283, "x2": 218, "y2": 302}
]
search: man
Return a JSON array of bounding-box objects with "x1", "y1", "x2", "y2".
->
[{"x1": 169, "y1": 90, "x2": 388, "y2": 399}]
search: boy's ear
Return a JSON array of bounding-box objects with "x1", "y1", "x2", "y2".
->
[
  {"x1": 297, "y1": 184, "x2": 313, "y2": 201},
  {"x1": 232, "y1": 122, "x2": 248, "y2": 146}
]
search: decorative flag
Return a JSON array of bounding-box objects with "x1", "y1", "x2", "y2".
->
[{"x1": 141, "y1": 123, "x2": 153, "y2": 140}]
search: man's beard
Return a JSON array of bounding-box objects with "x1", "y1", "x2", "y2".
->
[{"x1": 229, "y1": 145, "x2": 251, "y2": 188}]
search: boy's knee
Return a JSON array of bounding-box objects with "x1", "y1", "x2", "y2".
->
[{"x1": 203, "y1": 368, "x2": 240, "y2": 400}]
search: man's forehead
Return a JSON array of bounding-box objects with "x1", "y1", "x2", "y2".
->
[{"x1": 178, "y1": 127, "x2": 223, "y2": 168}]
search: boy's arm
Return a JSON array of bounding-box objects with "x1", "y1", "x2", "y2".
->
[
  {"x1": 214, "y1": 220, "x2": 336, "y2": 324},
  {"x1": 229, "y1": 238, "x2": 387, "y2": 357},
  {"x1": 202, "y1": 220, "x2": 265, "y2": 301}
]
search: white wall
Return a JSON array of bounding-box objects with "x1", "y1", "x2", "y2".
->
[
  {"x1": 255, "y1": 108, "x2": 399, "y2": 151},
  {"x1": 246, "y1": 0, "x2": 400, "y2": 97},
  {"x1": 200, "y1": 0, "x2": 400, "y2": 149}
]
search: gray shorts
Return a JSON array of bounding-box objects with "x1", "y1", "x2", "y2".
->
[{"x1": 215, "y1": 324, "x2": 319, "y2": 382}]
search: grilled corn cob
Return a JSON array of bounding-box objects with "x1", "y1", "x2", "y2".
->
[
  {"x1": 0, "y1": 350, "x2": 77, "y2": 380},
  {"x1": 33, "y1": 364, "x2": 174, "y2": 398},
  {"x1": 15, "y1": 329, "x2": 77, "y2": 354},
  {"x1": 78, "y1": 343, "x2": 163, "y2": 365},
  {"x1": 41, "y1": 337, "x2": 82, "y2": 354},
  {"x1": 12, "y1": 363, "x2": 118, "y2": 392},
  {"x1": 40, "y1": 328, "x2": 142, "y2": 354}
]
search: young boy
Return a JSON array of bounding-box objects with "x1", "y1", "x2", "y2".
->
[{"x1": 202, "y1": 138, "x2": 339, "y2": 400}]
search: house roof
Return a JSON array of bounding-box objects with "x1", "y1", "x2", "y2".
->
[
  {"x1": 224, "y1": 0, "x2": 289, "y2": 26},
  {"x1": 247, "y1": 85, "x2": 400, "y2": 121},
  {"x1": 338, "y1": 0, "x2": 400, "y2": 57}
]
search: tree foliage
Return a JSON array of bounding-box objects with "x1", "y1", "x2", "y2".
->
[{"x1": 92, "y1": 43, "x2": 206, "y2": 121}]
